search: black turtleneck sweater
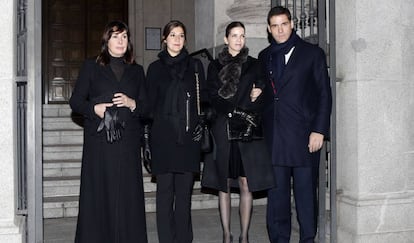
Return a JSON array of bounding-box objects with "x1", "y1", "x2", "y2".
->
[{"x1": 109, "y1": 56, "x2": 126, "y2": 81}]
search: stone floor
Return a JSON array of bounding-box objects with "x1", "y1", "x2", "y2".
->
[{"x1": 44, "y1": 205, "x2": 301, "y2": 243}]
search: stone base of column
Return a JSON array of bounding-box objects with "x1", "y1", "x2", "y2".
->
[
  {"x1": 0, "y1": 216, "x2": 25, "y2": 243},
  {"x1": 337, "y1": 192, "x2": 414, "y2": 243}
]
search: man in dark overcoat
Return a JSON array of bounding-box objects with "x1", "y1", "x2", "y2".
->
[{"x1": 258, "y1": 6, "x2": 332, "y2": 243}]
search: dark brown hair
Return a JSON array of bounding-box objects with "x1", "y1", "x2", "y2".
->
[
  {"x1": 96, "y1": 20, "x2": 135, "y2": 65},
  {"x1": 225, "y1": 21, "x2": 245, "y2": 38},
  {"x1": 161, "y1": 20, "x2": 187, "y2": 48},
  {"x1": 267, "y1": 6, "x2": 292, "y2": 25}
]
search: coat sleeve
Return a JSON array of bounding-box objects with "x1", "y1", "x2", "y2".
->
[
  {"x1": 131, "y1": 65, "x2": 150, "y2": 120},
  {"x1": 144, "y1": 62, "x2": 159, "y2": 124},
  {"x1": 69, "y1": 59, "x2": 99, "y2": 120},
  {"x1": 311, "y1": 47, "x2": 332, "y2": 137},
  {"x1": 244, "y1": 58, "x2": 267, "y2": 114}
]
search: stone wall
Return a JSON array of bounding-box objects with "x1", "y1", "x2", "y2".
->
[
  {"x1": 336, "y1": 1, "x2": 414, "y2": 242},
  {"x1": 0, "y1": 0, "x2": 25, "y2": 242}
]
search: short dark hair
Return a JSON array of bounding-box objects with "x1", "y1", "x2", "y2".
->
[
  {"x1": 161, "y1": 20, "x2": 187, "y2": 47},
  {"x1": 96, "y1": 20, "x2": 135, "y2": 65},
  {"x1": 267, "y1": 6, "x2": 292, "y2": 25},
  {"x1": 225, "y1": 21, "x2": 245, "y2": 38}
]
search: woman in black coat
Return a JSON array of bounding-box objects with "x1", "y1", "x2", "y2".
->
[
  {"x1": 69, "y1": 21, "x2": 148, "y2": 243},
  {"x1": 146, "y1": 20, "x2": 207, "y2": 243},
  {"x1": 201, "y1": 21, "x2": 275, "y2": 243}
]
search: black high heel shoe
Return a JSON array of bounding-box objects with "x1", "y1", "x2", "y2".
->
[
  {"x1": 239, "y1": 236, "x2": 249, "y2": 243},
  {"x1": 223, "y1": 234, "x2": 233, "y2": 243}
]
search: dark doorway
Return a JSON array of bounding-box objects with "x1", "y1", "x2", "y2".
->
[{"x1": 42, "y1": 0, "x2": 128, "y2": 104}]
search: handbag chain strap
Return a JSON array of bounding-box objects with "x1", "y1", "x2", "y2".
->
[{"x1": 195, "y1": 63, "x2": 201, "y2": 116}]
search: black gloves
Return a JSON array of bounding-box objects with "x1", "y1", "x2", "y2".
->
[
  {"x1": 142, "y1": 124, "x2": 152, "y2": 174},
  {"x1": 192, "y1": 114, "x2": 206, "y2": 142},
  {"x1": 97, "y1": 106, "x2": 125, "y2": 143},
  {"x1": 193, "y1": 103, "x2": 216, "y2": 142},
  {"x1": 231, "y1": 108, "x2": 259, "y2": 142},
  {"x1": 232, "y1": 108, "x2": 258, "y2": 127}
]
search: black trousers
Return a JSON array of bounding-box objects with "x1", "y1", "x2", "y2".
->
[
  {"x1": 267, "y1": 166, "x2": 319, "y2": 243},
  {"x1": 156, "y1": 172, "x2": 195, "y2": 243}
]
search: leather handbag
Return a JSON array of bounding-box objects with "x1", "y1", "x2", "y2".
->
[
  {"x1": 194, "y1": 63, "x2": 213, "y2": 153},
  {"x1": 227, "y1": 108, "x2": 263, "y2": 142}
]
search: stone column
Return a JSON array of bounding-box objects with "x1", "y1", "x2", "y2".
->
[
  {"x1": 336, "y1": 0, "x2": 414, "y2": 242},
  {"x1": 213, "y1": 0, "x2": 270, "y2": 57},
  {"x1": 0, "y1": 0, "x2": 25, "y2": 242}
]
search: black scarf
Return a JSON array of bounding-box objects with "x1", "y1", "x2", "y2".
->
[
  {"x1": 267, "y1": 31, "x2": 299, "y2": 90},
  {"x1": 158, "y1": 48, "x2": 190, "y2": 144},
  {"x1": 217, "y1": 47, "x2": 249, "y2": 99}
]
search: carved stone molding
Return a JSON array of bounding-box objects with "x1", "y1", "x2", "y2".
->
[{"x1": 217, "y1": 0, "x2": 270, "y2": 39}]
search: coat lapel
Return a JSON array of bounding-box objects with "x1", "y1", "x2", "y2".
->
[
  {"x1": 277, "y1": 45, "x2": 299, "y2": 92},
  {"x1": 100, "y1": 64, "x2": 117, "y2": 81}
]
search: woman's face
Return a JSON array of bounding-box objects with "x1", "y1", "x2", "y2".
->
[
  {"x1": 107, "y1": 30, "x2": 128, "y2": 57},
  {"x1": 164, "y1": 26, "x2": 185, "y2": 57},
  {"x1": 224, "y1": 26, "x2": 245, "y2": 57}
]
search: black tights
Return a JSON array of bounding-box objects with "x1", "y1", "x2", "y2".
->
[{"x1": 219, "y1": 177, "x2": 252, "y2": 243}]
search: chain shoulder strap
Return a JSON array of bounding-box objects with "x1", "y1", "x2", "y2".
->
[{"x1": 194, "y1": 62, "x2": 201, "y2": 116}]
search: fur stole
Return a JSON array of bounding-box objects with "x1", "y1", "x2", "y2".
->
[{"x1": 217, "y1": 47, "x2": 248, "y2": 99}]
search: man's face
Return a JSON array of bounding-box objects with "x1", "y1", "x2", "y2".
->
[{"x1": 267, "y1": 14, "x2": 294, "y2": 44}]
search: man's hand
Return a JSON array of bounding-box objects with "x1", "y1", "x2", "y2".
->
[{"x1": 308, "y1": 132, "x2": 324, "y2": 153}]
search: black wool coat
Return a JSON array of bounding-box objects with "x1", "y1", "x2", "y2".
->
[
  {"x1": 146, "y1": 55, "x2": 207, "y2": 175},
  {"x1": 201, "y1": 56, "x2": 275, "y2": 193},
  {"x1": 258, "y1": 38, "x2": 332, "y2": 167},
  {"x1": 69, "y1": 59, "x2": 148, "y2": 242}
]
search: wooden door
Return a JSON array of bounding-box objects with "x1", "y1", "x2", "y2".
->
[{"x1": 43, "y1": 0, "x2": 127, "y2": 103}]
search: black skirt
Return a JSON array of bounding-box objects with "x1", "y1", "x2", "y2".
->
[{"x1": 228, "y1": 141, "x2": 246, "y2": 179}]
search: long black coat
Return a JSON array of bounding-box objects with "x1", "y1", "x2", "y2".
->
[
  {"x1": 258, "y1": 38, "x2": 332, "y2": 167},
  {"x1": 201, "y1": 56, "x2": 275, "y2": 193},
  {"x1": 69, "y1": 59, "x2": 148, "y2": 243},
  {"x1": 146, "y1": 56, "x2": 207, "y2": 175}
]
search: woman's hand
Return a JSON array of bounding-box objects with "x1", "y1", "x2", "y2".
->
[
  {"x1": 113, "y1": 93, "x2": 136, "y2": 111},
  {"x1": 94, "y1": 103, "x2": 114, "y2": 118},
  {"x1": 250, "y1": 83, "x2": 262, "y2": 102}
]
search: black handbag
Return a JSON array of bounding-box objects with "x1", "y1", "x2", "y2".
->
[
  {"x1": 227, "y1": 109, "x2": 263, "y2": 142},
  {"x1": 194, "y1": 63, "x2": 213, "y2": 153}
]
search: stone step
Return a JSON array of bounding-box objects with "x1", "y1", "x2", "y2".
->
[
  {"x1": 43, "y1": 159, "x2": 82, "y2": 177},
  {"x1": 43, "y1": 158, "x2": 153, "y2": 178},
  {"x1": 43, "y1": 130, "x2": 83, "y2": 146},
  {"x1": 43, "y1": 104, "x2": 73, "y2": 118},
  {"x1": 43, "y1": 117, "x2": 83, "y2": 131},
  {"x1": 43, "y1": 144, "x2": 83, "y2": 161},
  {"x1": 43, "y1": 176, "x2": 80, "y2": 198},
  {"x1": 42, "y1": 175, "x2": 200, "y2": 198},
  {"x1": 43, "y1": 190, "x2": 267, "y2": 219}
]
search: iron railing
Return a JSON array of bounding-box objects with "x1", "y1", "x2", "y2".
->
[
  {"x1": 16, "y1": 81, "x2": 28, "y2": 214},
  {"x1": 16, "y1": 0, "x2": 28, "y2": 215}
]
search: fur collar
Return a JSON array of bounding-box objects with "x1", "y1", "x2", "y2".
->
[{"x1": 217, "y1": 47, "x2": 249, "y2": 99}]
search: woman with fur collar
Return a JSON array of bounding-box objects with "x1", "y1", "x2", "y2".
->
[{"x1": 201, "y1": 21, "x2": 275, "y2": 243}]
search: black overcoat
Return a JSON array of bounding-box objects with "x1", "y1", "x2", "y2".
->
[
  {"x1": 258, "y1": 38, "x2": 332, "y2": 167},
  {"x1": 201, "y1": 56, "x2": 275, "y2": 193},
  {"x1": 146, "y1": 56, "x2": 207, "y2": 175},
  {"x1": 69, "y1": 59, "x2": 148, "y2": 243}
]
